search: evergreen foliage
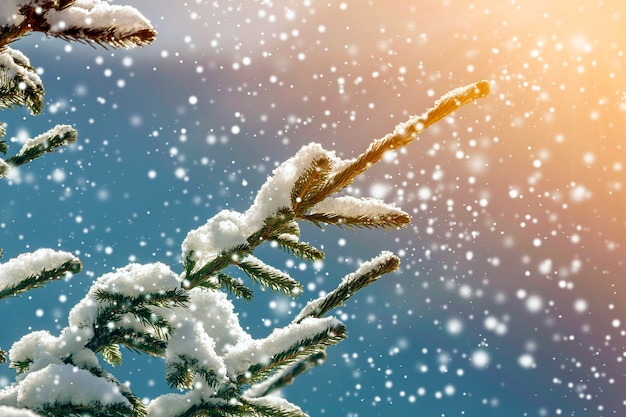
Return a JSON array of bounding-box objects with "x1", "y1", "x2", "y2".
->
[{"x1": 0, "y1": 2, "x2": 491, "y2": 416}]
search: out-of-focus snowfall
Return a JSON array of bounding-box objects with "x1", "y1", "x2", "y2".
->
[{"x1": 1, "y1": 1, "x2": 625, "y2": 416}]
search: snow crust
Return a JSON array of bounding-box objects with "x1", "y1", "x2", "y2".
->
[
  {"x1": 165, "y1": 321, "x2": 228, "y2": 397},
  {"x1": 9, "y1": 328, "x2": 98, "y2": 375},
  {"x1": 0, "y1": 248, "x2": 77, "y2": 291}
]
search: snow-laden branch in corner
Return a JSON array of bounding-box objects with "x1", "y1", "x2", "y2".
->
[
  {"x1": 43, "y1": 0, "x2": 157, "y2": 48},
  {"x1": 0, "y1": 0, "x2": 157, "y2": 49}
]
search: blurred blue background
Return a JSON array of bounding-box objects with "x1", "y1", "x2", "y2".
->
[{"x1": 1, "y1": 1, "x2": 625, "y2": 416}]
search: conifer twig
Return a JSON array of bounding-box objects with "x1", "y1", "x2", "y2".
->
[
  {"x1": 0, "y1": 256, "x2": 82, "y2": 300},
  {"x1": 304, "y1": 80, "x2": 491, "y2": 209},
  {"x1": 294, "y1": 251, "x2": 401, "y2": 323}
]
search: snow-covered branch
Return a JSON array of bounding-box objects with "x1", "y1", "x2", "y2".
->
[{"x1": 0, "y1": 7, "x2": 491, "y2": 411}]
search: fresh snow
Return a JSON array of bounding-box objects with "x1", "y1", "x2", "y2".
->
[
  {"x1": 44, "y1": 0, "x2": 153, "y2": 41},
  {"x1": 310, "y1": 195, "x2": 407, "y2": 220},
  {"x1": 243, "y1": 396, "x2": 305, "y2": 415},
  {"x1": 224, "y1": 316, "x2": 342, "y2": 375},
  {"x1": 0, "y1": 1, "x2": 22, "y2": 25},
  {"x1": 68, "y1": 262, "x2": 180, "y2": 329},
  {"x1": 165, "y1": 320, "x2": 229, "y2": 395},
  {"x1": 0, "y1": 47, "x2": 43, "y2": 95},
  {"x1": 16, "y1": 363, "x2": 129, "y2": 409},
  {"x1": 294, "y1": 251, "x2": 398, "y2": 322},
  {"x1": 0, "y1": 405, "x2": 41, "y2": 417},
  {"x1": 15, "y1": 125, "x2": 76, "y2": 158},
  {"x1": 169, "y1": 288, "x2": 252, "y2": 356},
  {"x1": 0, "y1": 249, "x2": 78, "y2": 292}
]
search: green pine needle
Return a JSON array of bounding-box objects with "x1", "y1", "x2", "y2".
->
[
  {"x1": 248, "y1": 351, "x2": 327, "y2": 397},
  {"x1": 241, "y1": 398, "x2": 309, "y2": 417},
  {"x1": 40, "y1": 403, "x2": 135, "y2": 417},
  {"x1": 310, "y1": 80, "x2": 491, "y2": 204},
  {"x1": 5, "y1": 125, "x2": 78, "y2": 168},
  {"x1": 101, "y1": 343, "x2": 123, "y2": 367},
  {"x1": 273, "y1": 234, "x2": 325, "y2": 262},
  {"x1": 238, "y1": 323, "x2": 347, "y2": 385},
  {"x1": 48, "y1": 27, "x2": 157, "y2": 49},
  {"x1": 167, "y1": 355, "x2": 236, "y2": 398},
  {"x1": 0, "y1": 55, "x2": 45, "y2": 115},
  {"x1": 215, "y1": 273, "x2": 254, "y2": 301},
  {"x1": 10, "y1": 358, "x2": 33, "y2": 374},
  {"x1": 0, "y1": 257, "x2": 82, "y2": 300},
  {"x1": 166, "y1": 360, "x2": 195, "y2": 390},
  {"x1": 290, "y1": 155, "x2": 333, "y2": 215},
  {"x1": 237, "y1": 256, "x2": 302, "y2": 298},
  {"x1": 302, "y1": 211, "x2": 411, "y2": 231},
  {"x1": 174, "y1": 400, "x2": 246, "y2": 417}
]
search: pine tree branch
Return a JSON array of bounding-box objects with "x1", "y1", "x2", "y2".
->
[
  {"x1": 273, "y1": 234, "x2": 325, "y2": 262},
  {"x1": 245, "y1": 351, "x2": 326, "y2": 398},
  {"x1": 235, "y1": 321, "x2": 347, "y2": 385},
  {"x1": 0, "y1": 257, "x2": 82, "y2": 300},
  {"x1": 94, "y1": 288, "x2": 189, "y2": 309},
  {"x1": 305, "y1": 80, "x2": 491, "y2": 207},
  {"x1": 290, "y1": 155, "x2": 333, "y2": 216},
  {"x1": 211, "y1": 273, "x2": 254, "y2": 301},
  {"x1": 12, "y1": 2, "x2": 157, "y2": 50},
  {"x1": 236, "y1": 255, "x2": 302, "y2": 298},
  {"x1": 295, "y1": 251, "x2": 401, "y2": 323},
  {"x1": 101, "y1": 343, "x2": 123, "y2": 367},
  {"x1": 174, "y1": 400, "x2": 247, "y2": 417},
  {"x1": 241, "y1": 397, "x2": 309, "y2": 417},
  {"x1": 39, "y1": 403, "x2": 136, "y2": 417},
  {"x1": 0, "y1": 47, "x2": 45, "y2": 115},
  {"x1": 86, "y1": 289, "x2": 185, "y2": 361},
  {"x1": 89, "y1": 326, "x2": 168, "y2": 359},
  {"x1": 184, "y1": 207, "x2": 306, "y2": 293},
  {"x1": 91, "y1": 288, "x2": 187, "y2": 344},
  {"x1": 166, "y1": 355, "x2": 237, "y2": 398},
  {"x1": 301, "y1": 211, "x2": 410, "y2": 231},
  {"x1": 4, "y1": 125, "x2": 78, "y2": 169}
]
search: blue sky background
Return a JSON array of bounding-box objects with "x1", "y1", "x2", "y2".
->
[{"x1": 2, "y1": 1, "x2": 626, "y2": 416}]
